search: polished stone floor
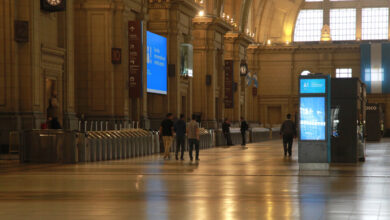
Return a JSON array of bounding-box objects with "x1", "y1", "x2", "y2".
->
[{"x1": 1, "y1": 139, "x2": 390, "y2": 220}]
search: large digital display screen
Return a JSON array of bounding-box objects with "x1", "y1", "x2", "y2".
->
[
  {"x1": 300, "y1": 97, "x2": 326, "y2": 141},
  {"x1": 147, "y1": 31, "x2": 167, "y2": 95},
  {"x1": 300, "y1": 79, "x2": 326, "y2": 94}
]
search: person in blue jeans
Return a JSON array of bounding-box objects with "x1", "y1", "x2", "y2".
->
[{"x1": 187, "y1": 114, "x2": 200, "y2": 161}]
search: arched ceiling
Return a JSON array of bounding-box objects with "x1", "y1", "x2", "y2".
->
[
  {"x1": 208, "y1": 0, "x2": 304, "y2": 43},
  {"x1": 248, "y1": 0, "x2": 304, "y2": 43}
]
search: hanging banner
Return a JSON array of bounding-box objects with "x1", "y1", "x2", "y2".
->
[
  {"x1": 253, "y1": 87, "x2": 258, "y2": 96},
  {"x1": 224, "y1": 60, "x2": 234, "y2": 108},
  {"x1": 128, "y1": 21, "x2": 142, "y2": 98}
]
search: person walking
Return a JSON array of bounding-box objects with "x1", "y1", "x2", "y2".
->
[
  {"x1": 222, "y1": 118, "x2": 233, "y2": 146},
  {"x1": 280, "y1": 114, "x2": 296, "y2": 157},
  {"x1": 187, "y1": 114, "x2": 200, "y2": 161},
  {"x1": 240, "y1": 117, "x2": 249, "y2": 147},
  {"x1": 174, "y1": 114, "x2": 186, "y2": 160},
  {"x1": 160, "y1": 113, "x2": 175, "y2": 160}
]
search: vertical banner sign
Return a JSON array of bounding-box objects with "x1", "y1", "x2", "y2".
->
[
  {"x1": 224, "y1": 60, "x2": 234, "y2": 108},
  {"x1": 128, "y1": 21, "x2": 142, "y2": 98},
  {"x1": 252, "y1": 87, "x2": 258, "y2": 96}
]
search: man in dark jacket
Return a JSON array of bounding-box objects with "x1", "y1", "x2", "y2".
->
[
  {"x1": 160, "y1": 113, "x2": 175, "y2": 160},
  {"x1": 280, "y1": 114, "x2": 296, "y2": 157},
  {"x1": 222, "y1": 118, "x2": 233, "y2": 146},
  {"x1": 174, "y1": 114, "x2": 186, "y2": 160},
  {"x1": 240, "y1": 117, "x2": 249, "y2": 147}
]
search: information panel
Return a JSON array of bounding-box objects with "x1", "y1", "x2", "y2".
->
[
  {"x1": 224, "y1": 60, "x2": 234, "y2": 108},
  {"x1": 146, "y1": 31, "x2": 167, "y2": 95},
  {"x1": 300, "y1": 97, "x2": 326, "y2": 141},
  {"x1": 128, "y1": 21, "x2": 142, "y2": 98},
  {"x1": 300, "y1": 79, "x2": 326, "y2": 94}
]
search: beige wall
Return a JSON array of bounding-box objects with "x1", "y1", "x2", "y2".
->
[
  {"x1": 256, "y1": 43, "x2": 361, "y2": 127},
  {"x1": 0, "y1": 0, "x2": 77, "y2": 148}
]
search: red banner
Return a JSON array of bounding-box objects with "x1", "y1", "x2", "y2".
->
[
  {"x1": 128, "y1": 21, "x2": 142, "y2": 98},
  {"x1": 253, "y1": 87, "x2": 258, "y2": 96},
  {"x1": 224, "y1": 60, "x2": 234, "y2": 108}
]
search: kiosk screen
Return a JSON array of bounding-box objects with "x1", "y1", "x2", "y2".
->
[
  {"x1": 300, "y1": 97, "x2": 326, "y2": 141},
  {"x1": 300, "y1": 79, "x2": 326, "y2": 94}
]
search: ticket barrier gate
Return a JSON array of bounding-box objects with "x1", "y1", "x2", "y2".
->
[
  {"x1": 87, "y1": 132, "x2": 100, "y2": 162},
  {"x1": 199, "y1": 128, "x2": 210, "y2": 150},
  {"x1": 121, "y1": 130, "x2": 134, "y2": 158},
  {"x1": 20, "y1": 128, "x2": 215, "y2": 164},
  {"x1": 151, "y1": 131, "x2": 160, "y2": 154},
  {"x1": 215, "y1": 128, "x2": 242, "y2": 146},
  {"x1": 250, "y1": 128, "x2": 271, "y2": 143},
  {"x1": 270, "y1": 126, "x2": 281, "y2": 140},
  {"x1": 83, "y1": 129, "x2": 157, "y2": 162}
]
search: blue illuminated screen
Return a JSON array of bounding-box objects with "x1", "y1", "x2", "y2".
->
[
  {"x1": 300, "y1": 79, "x2": 326, "y2": 94},
  {"x1": 300, "y1": 97, "x2": 326, "y2": 141},
  {"x1": 147, "y1": 31, "x2": 167, "y2": 95}
]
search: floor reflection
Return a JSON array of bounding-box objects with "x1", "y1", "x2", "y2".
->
[{"x1": 0, "y1": 139, "x2": 390, "y2": 219}]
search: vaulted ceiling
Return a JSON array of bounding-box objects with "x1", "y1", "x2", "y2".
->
[{"x1": 214, "y1": 0, "x2": 304, "y2": 43}]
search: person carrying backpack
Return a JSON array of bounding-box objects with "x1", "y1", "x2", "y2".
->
[{"x1": 280, "y1": 114, "x2": 296, "y2": 157}]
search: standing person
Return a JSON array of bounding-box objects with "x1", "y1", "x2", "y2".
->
[
  {"x1": 187, "y1": 114, "x2": 200, "y2": 161},
  {"x1": 222, "y1": 118, "x2": 233, "y2": 146},
  {"x1": 47, "y1": 97, "x2": 62, "y2": 129},
  {"x1": 280, "y1": 114, "x2": 296, "y2": 157},
  {"x1": 174, "y1": 114, "x2": 186, "y2": 160},
  {"x1": 240, "y1": 117, "x2": 249, "y2": 147},
  {"x1": 160, "y1": 113, "x2": 175, "y2": 160}
]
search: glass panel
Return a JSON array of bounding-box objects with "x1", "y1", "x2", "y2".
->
[
  {"x1": 362, "y1": 8, "x2": 389, "y2": 40},
  {"x1": 300, "y1": 97, "x2": 326, "y2": 141},
  {"x1": 294, "y1": 10, "x2": 323, "y2": 42},
  {"x1": 336, "y1": 68, "x2": 352, "y2": 78},
  {"x1": 330, "y1": 9, "x2": 356, "y2": 41}
]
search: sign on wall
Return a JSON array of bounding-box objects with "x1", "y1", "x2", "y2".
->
[
  {"x1": 224, "y1": 60, "x2": 234, "y2": 108},
  {"x1": 146, "y1": 31, "x2": 168, "y2": 94},
  {"x1": 300, "y1": 78, "x2": 326, "y2": 94},
  {"x1": 111, "y1": 48, "x2": 122, "y2": 64},
  {"x1": 128, "y1": 21, "x2": 142, "y2": 98}
]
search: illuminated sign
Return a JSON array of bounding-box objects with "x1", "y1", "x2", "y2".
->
[
  {"x1": 300, "y1": 79, "x2": 326, "y2": 94},
  {"x1": 147, "y1": 31, "x2": 167, "y2": 95},
  {"x1": 300, "y1": 97, "x2": 326, "y2": 141}
]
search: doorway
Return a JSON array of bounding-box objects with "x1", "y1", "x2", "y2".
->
[{"x1": 268, "y1": 106, "x2": 282, "y2": 126}]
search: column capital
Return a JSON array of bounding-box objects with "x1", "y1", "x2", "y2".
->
[
  {"x1": 224, "y1": 32, "x2": 254, "y2": 48},
  {"x1": 193, "y1": 16, "x2": 232, "y2": 34}
]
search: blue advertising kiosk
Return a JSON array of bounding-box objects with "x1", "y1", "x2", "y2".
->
[{"x1": 299, "y1": 75, "x2": 331, "y2": 170}]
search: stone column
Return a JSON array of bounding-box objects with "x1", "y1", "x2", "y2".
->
[
  {"x1": 192, "y1": 17, "x2": 231, "y2": 128},
  {"x1": 0, "y1": 0, "x2": 20, "y2": 150},
  {"x1": 74, "y1": 1, "x2": 118, "y2": 124},
  {"x1": 224, "y1": 33, "x2": 252, "y2": 123},
  {"x1": 247, "y1": 45, "x2": 260, "y2": 123},
  {"x1": 63, "y1": 0, "x2": 78, "y2": 130},
  {"x1": 147, "y1": 0, "x2": 200, "y2": 128}
]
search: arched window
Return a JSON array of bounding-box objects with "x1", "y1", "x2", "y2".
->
[
  {"x1": 301, "y1": 70, "x2": 311, "y2": 76},
  {"x1": 294, "y1": 2, "x2": 389, "y2": 42},
  {"x1": 294, "y1": 10, "x2": 323, "y2": 42}
]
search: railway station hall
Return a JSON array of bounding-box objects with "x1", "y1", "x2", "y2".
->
[{"x1": 3, "y1": 0, "x2": 390, "y2": 219}]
